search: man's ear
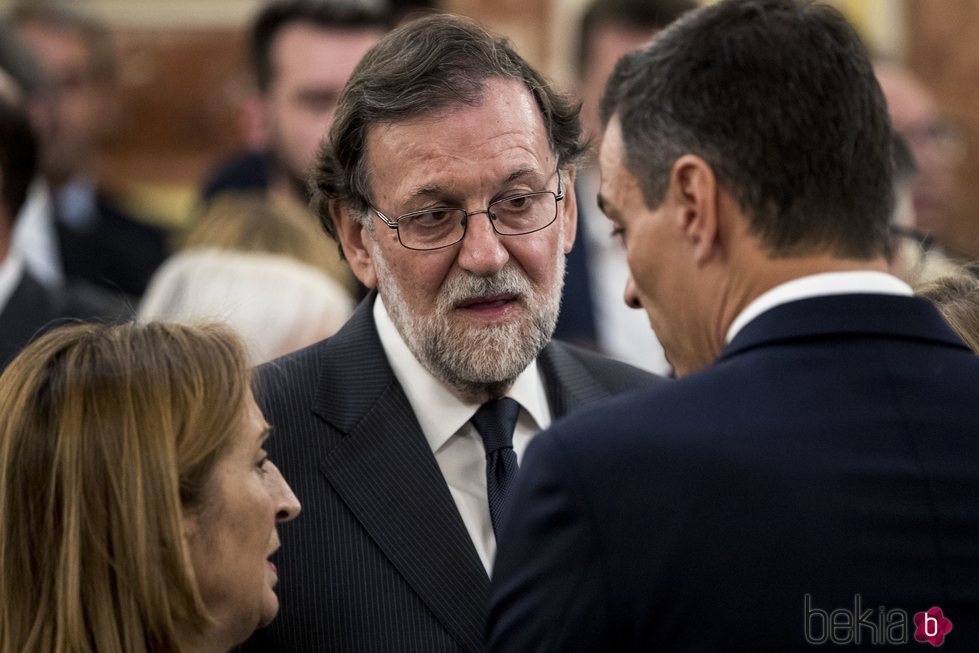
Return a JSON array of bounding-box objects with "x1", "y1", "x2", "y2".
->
[
  {"x1": 668, "y1": 155, "x2": 720, "y2": 265},
  {"x1": 334, "y1": 201, "x2": 378, "y2": 289},
  {"x1": 559, "y1": 166, "x2": 577, "y2": 254}
]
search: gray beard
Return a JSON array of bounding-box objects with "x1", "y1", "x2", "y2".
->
[{"x1": 374, "y1": 241, "x2": 565, "y2": 404}]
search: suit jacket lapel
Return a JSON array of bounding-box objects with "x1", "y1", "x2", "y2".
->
[
  {"x1": 310, "y1": 295, "x2": 488, "y2": 653},
  {"x1": 538, "y1": 339, "x2": 617, "y2": 419}
]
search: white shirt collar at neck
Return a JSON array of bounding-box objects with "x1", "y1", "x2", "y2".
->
[
  {"x1": 373, "y1": 294, "x2": 550, "y2": 454},
  {"x1": 726, "y1": 271, "x2": 913, "y2": 344}
]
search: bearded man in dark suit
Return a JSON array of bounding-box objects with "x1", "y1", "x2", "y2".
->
[
  {"x1": 238, "y1": 14, "x2": 659, "y2": 653},
  {"x1": 488, "y1": 0, "x2": 979, "y2": 651}
]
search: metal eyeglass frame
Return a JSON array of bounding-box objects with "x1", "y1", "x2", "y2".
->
[{"x1": 368, "y1": 171, "x2": 565, "y2": 251}]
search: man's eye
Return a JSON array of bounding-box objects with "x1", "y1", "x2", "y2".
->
[
  {"x1": 501, "y1": 196, "x2": 530, "y2": 210},
  {"x1": 413, "y1": 209, "x2": 458, "y2": 227}
]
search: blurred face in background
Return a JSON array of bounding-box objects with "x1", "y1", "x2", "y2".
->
[
  {"x1": 875, "y1": 63, "x2": 959, "y2": 243},
  {"x1": 17, "y1": 21, "x2": 110, "y2": 187},
  {"x1": 262, "y1": 22, "x2": 380, "y2": 199},
  {"x1": 186, "y1": 393, "x2": 301, "y2": 649},
  {"x1": 577, "y1": 22, "x2": 656, "y2": 146}
]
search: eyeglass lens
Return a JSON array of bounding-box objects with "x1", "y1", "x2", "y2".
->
[{"x1": 398, "y1": 192, "x2": 558, "y2": 249}]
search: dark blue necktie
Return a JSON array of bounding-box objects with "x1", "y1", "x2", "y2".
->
[{"x1": 471, "y1": 397, "x2": 521, "y2": 536}]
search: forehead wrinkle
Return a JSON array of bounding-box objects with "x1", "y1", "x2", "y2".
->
[{"x1": 367, "y1": 82, "x2": 556, "y2": 208}]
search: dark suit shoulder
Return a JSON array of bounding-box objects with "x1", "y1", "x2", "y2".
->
[
  {"x1": 253, "y1": 337, "x2": 327, "y2": 401},
  {"x1": 1, "y1": 271, "x2": 131, "y2": 370},
  {"x1": 545, "y1": 338, "x2": 664, "y2": 393}
]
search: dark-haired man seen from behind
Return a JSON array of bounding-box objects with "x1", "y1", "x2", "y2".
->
[
  {"x1": 489, "y1": 0, "x2": 979, "y2": 650},
  {"x1": 238, "y1": 14, "x2": 659, "y2": 653}
]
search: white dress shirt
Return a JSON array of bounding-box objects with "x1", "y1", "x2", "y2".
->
[
  {"x1": 726, "y1": 271, "x2": 914, "y2": 344},
  {"x1": 374, "y1": 296, "x2": 552, "y2": 575}
]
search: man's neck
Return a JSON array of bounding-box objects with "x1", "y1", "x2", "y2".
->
[{"x1": 716, "y1": 254, "x2": 892, "y2": 343}]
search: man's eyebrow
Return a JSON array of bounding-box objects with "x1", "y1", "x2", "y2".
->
[
  {"x1": 409, "y1": 184, "x2": 446, "y2": 199},
  {"x1": 503, "y1": 168, "x2": 538, "y2": 185}
]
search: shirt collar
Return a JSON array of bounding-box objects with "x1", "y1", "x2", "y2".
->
[
  {"x1": 373, "y1": 294, "x2": 549, "y2": 454},
  {"x1": 0, "y1": 252, "x2": 24, "y2": 316},
  {"x1": 726, "y1": 271, "x2": 913, "y2": 344}
]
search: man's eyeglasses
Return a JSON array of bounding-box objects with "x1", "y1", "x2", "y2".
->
[{"x1": 369, "y1": 172, "x2": 565, "y2": 251}]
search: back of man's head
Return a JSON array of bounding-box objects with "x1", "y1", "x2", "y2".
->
[
  {"x1": 311, "y1": 13, "x2": 583, "y2": 242},
  {"x1": 250, "y1": 0, "x2": 391, "y2": 93},
  {"x1": 602, "y1": 0, "x2": 894, "y2": 260}
]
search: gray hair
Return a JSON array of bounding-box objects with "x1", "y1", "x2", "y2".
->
[{"x1": 309, "y1": 13, "x2": 584, "y2": 246}]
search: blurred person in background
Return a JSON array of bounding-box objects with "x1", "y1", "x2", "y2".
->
[
  {"x1": 8, "y1": 4, "x2": 171, "y2": 298},
  {"x1": 138, "y1": 192, "x2": 354, "y2": 364},
  {"x1": 875, "y1": 60, "x2": 963, "y2": 257},
  {"x1": 139, "y1": 249, "x2": 353, "y2": 365},
  {"x1": 554, "y1": 0, "x2": 695, "y2": 374},
  {"x1": 182, "y1": 192, "x2": 353, "y2": 290},
  {"x1": 888, "y1": 130, "x2": 959, "y2": 284},
  {"x1": 201, "y1": 1, "x2": 390, "y2": 298},
  {"x1": 202, "y1": 0, "x2": 389, "y2": 207},
  {"x1": 0, "y1": 72, "x2": 125, "y2": 371},
  {"x1": 0, "y1": 321, "x2": 301, "y2": 652}
]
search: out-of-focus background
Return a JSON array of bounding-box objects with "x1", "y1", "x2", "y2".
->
[{"x1": 0, "y1": 0, "x2": 976, "y2": 255}]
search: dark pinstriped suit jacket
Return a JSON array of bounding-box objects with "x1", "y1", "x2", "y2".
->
[{"x1": 238, "y1": 293, "x2": 660, "y2": 652}]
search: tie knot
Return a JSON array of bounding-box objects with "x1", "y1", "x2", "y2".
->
[{"x1": 471, "y1": 397, "x2": 520, "y2": 454}]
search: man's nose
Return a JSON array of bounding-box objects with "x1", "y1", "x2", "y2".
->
[
  {"x1": 456, "y1": 212, "x2": 509, "y2": 275},
  {"x1": 624, "y1": 271, "x2": 643, "y2": 309}
]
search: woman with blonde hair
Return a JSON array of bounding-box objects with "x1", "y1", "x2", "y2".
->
[
  {"x1": 917, "y1": 269, "x2": 979, "y2": 353},
  {"x1": 0, "y1": 322, "x2": 300, "y2": 652}
]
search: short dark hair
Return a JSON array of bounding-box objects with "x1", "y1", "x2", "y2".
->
[
  {"x1": 310, "y1": 13, "x2": 585, "y2": 244},
  {"x1": 0, "y1": 94, "x2": 37, "y2": 221},
  {"x1": 575, "y1": 0, "x2": 696, "y2": 76},
  {"x1": 601, "y1": 0, "x2": 894, "y2": 258},
  {"x1": 250, "y1": 0, "x2": 391, "y2": 92}
]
